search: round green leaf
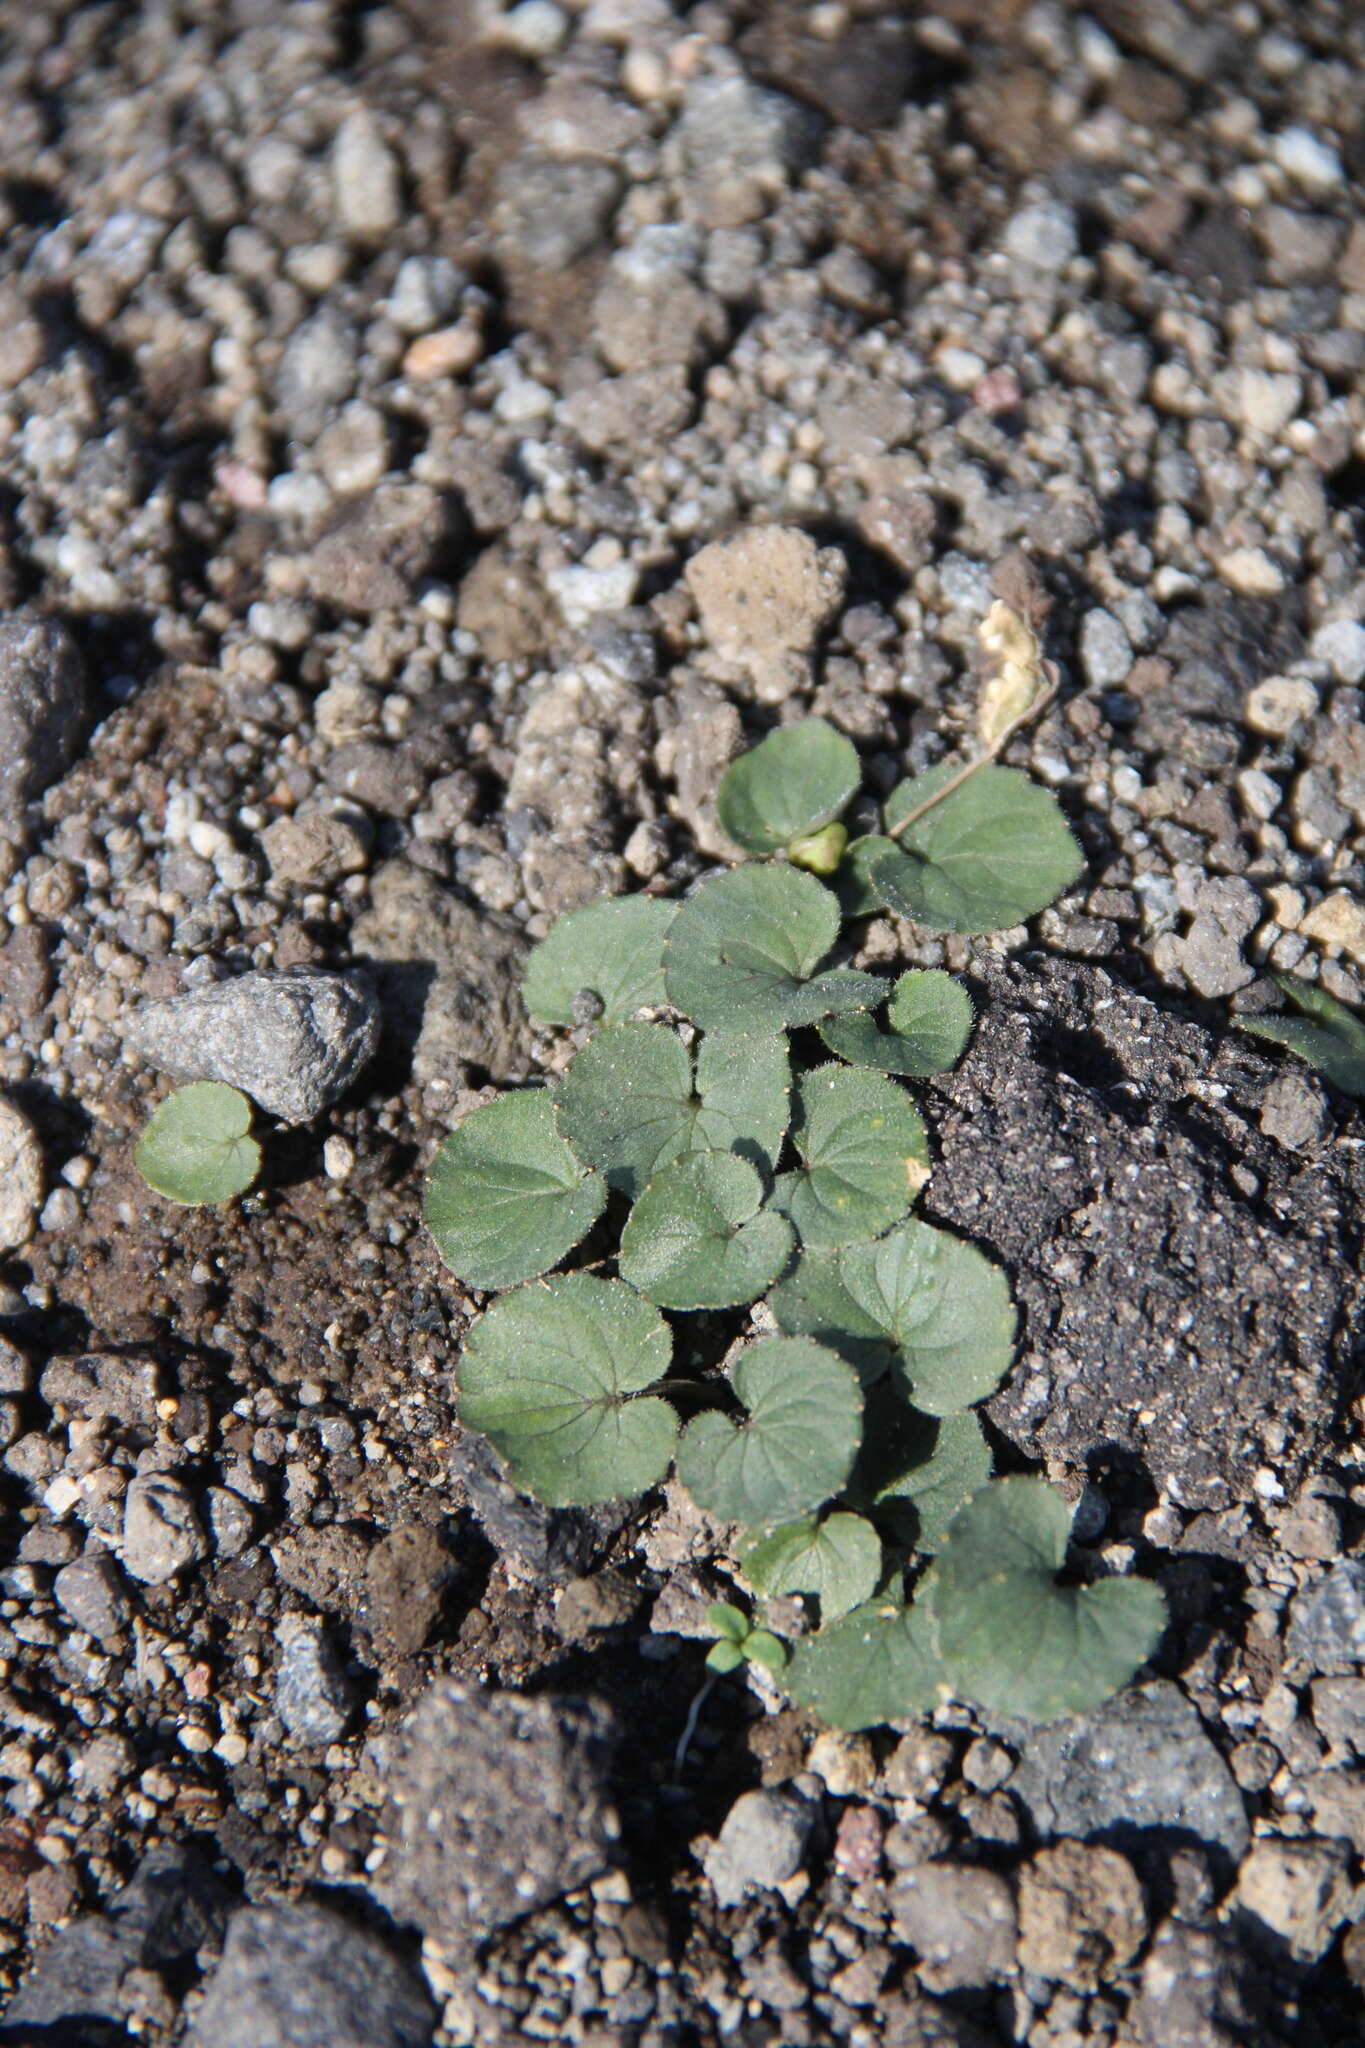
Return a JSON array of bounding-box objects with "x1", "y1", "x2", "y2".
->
[
  {"x1": 558, "y1": 1024, "x2": 790, "y2": 1198},
  {"x1": 423, "y1": 1090, "x2": 606, "y2": 1291},
  {"x1": 784, "y1": 1597, "x2": 944, "y2": 1731},
  {"x1": 618, "y1": 1151, "x2": 794, "y2": 1310},
  {"x1": 716, "y1": 718, "x2": 861, "y2": 855},
  {"x1": 707, "y1": 1600, "x2": 750, "y2": 1643},
  {"x1": 820, "y1": 970, "x2": 974, "y2": 1078},
  {"x1": 676, "y1": 1336, "x2": 862, "y2": 1526},
  {"x1": 766, "y1": 1250, "x2": 892, "y2": 1386},
  {"x1": 740, "y1": 1512, "x2": 882, "y2": 1621},
  {"x1": 664, "y1": 864, "x2": 885, "y2": 1034},
  {"x1": 458, "y1": 1273, "x2": 676, "y2": 1506},
  {"x1": 135, "y1": 1082, "x2": 261, "y2": 1207},
  {"x1": 706, "y1": 1638, "x2": 745, "y2": 1674},
  {"x1": 927, "y1": 1478, "x2": 1169, "y2": 1721},
  {"x1": 523, "y1": 895, "x2": 676, "y2": 1025},
  {"x1": 839, "y1": 1218, "x2": 1015, "y2": 1415},
  {"x1": 849, "y1": 1393, "x2": 993, "y2": 1554},
  {"x1": 872, "y1": 764, "x2": 1084, "y2": 933},
  {"x1": 744, "y1": 1630, "x2": 788, "y2": 1673},
  {"x1": 557, "y1": 1023, "x2": 693, "y2": 1196},
  {"x1": 773, "y1": 1064, "x2": 929, "y2": 1250}
]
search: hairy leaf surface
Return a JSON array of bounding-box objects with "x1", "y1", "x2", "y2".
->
[
  {"x1": 741, "y1": 1512, "x2": 882, "y2": 1621},
  {"x1": 523, "y1": 895, "x2": 675, "y2": 1024},
  {"x1": 677, "y1": 1336, "x2": 862, "y2": 1526},
  {"x1": 872, "y1": 763, "x2": 1084, "y2": 933},
  {"x1": 784, "y1": 1598, "x2": 943, "y2": 1731},
  {"x1": 135, "y1": 1082, "x2": 261, "y2": 1207},
  {"x1": 665, "y1": 864, "x2": 884, "y2": 1034},
  {"x1": 424, "y1": 1090, "x2": 605, "y2": 1290},
  {"x1": 820, "y1": 969, "x2": 974, "y2": 1077},
  {"x1": 458, "y1": 1274, "x2": 675, "y2": 1506},
  {"x1": 1236, "y1": 973, "x2": 1365, "y2": 1097},
  {"x1": 839, "y1": 1218, "x2": 1015, "y2": 1415},
  {"x1": 928, "y1": 1478, "x2": 1168, "y2": 1720},
  {"x1": 619, "y1": 1151, "x2": 793, "y2": 1310},
  {"x1": 774, "y1": 1064, "x2": 929, "y2": 1249},
  {"x1": 716, "y1": 718, "x2": 861, "y2": 854}
]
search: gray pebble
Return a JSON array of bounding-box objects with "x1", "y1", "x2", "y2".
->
[
  {"x1": 53, "y1": 1553, "x2": 133, "y2": 1642},
  {"x1": 1259, "y1": 1071, "x2": 1327, "y2": 1151},
  {"x1": 1009, "y1": 1680, "x2": 1249, "y2": 1860},
  {"x1": 702, "y1": 1790, "x2": 813, "y2": 1908},
  {"x1": 1287, "y1": 1561, "x2": 1365, "y2": 1676},
  {"x1": 124, "y1": 966, "x2": 380, "y2": 1123},
  {"x1": 331, "y1": 110, "x2": 402, "y2": 243},
  {"x1": 275, "y1": 1616, "x2": 356, "y2": 1745},
  {"x1": 187, "y1": 1901, "x2": 434, "y2": 2048},
  {"x1": 0, "y1": 610, "x2": 90, "y2": 841},
  {"x1": 121, "y1": 1472, "x2": 209, "y2": 1586},
  {"x1": 206, "y1": 1486, "x2": 255, "y2": 1559},
  {"x1": 0, "y1": 1096, "x2": 42, "y2": 1252},
  {"x1": 1002, "y1": 201, "x2": 1078, "y2": 273},
  {"x1": 1310, "y1": 619, "x2": 1365, "y2": 684},
  {"x1": 496, "y1": 155, "x2": 621, "y2": 269},
  {"x1": 275, "y1": 306, "x2": 359, "y2": 444},
  {"x1": 1079, "y1": 608, "x2": 1134, "y2": 689}
]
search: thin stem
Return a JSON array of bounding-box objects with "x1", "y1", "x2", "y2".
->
[
  {"x1": 673, "y1": 1671, "x2": 718, "y2": 1777},
  {"x1": 885, "y1": 661, "x2": 1060, "y2": 843}
]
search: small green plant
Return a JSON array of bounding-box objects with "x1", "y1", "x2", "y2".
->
[
  {"x1": 135, "y1": 1081, "x2": 261, "y2": 1207},
  {"x1": 424, "y1": 620, "x2": 1167, "y2": 1730},
  {"x1": 703, "y1": 1600, "x2": 787, "y2": 1676},
  {"x1": 1235, "y1": 971, "x2": 1365, "y2": 1098}
]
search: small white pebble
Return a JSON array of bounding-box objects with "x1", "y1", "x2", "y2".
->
[
  {"x1": 1273, "y1": 125, "x2": 1343, "y2": 191},
  {"x1": 322, "y1": 1135, "x2": 355, "y2": 1183}
]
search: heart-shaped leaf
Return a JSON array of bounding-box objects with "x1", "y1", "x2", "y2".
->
[
  {"x1": 839, "y1": 1218, "x2": 1015, "y2": 1415},
  {"x1": 740, "y1": 1512, "x2": 883, "y2": 1621},
  {"x1": 784, "y1": 1597, "x2": 944, "y2": 1731},
  {"x1": 927, "y1": 1478, "x2": 1168, "y2": 1720},
  {"x1": 664, "y1": 864, "x2": 885, "y2": 1034},
  {"x1": 676, "y1": 1336, "x2": 862, "y2": 1526},
  {"x1": 848, "y1": 1392, "x2": 992, "y2": 1554},
  {"x1": 556, "y1": 1022, "x2": 693, "y2": 1197},
  {"x1": 619, "y1": 1151, "x2": 794, "y2": 1310},
  {"x1": 458, "y1": 1273, "x2": 676, "y2": 1506},
  {"x1": 523, "y1": 895, "x2": 676, "y2": 1025},
  {"x1": 773, "y1": 1064, "x2": 929, "y2": 1250},
  {"x1": 557, "y1": 1024, "x2": 789, "y2": 1197},
  {"x1": 716, "y1": 718, "x2": 861, "y2": 854},
  {"x1": 1236, "y1": 972, "x2": 1365, "y2": 1097},
  {"x1": 135, "y1": 1082, "x2": 261, "y2": 1207},
  {"x1": 871, "y1": 764, "x2": 1084, "y2": 933},
  {"x1": 820, "y1": 970, "x2": 974, "y2": 1078},
  {"x1": 424, "y1": 1090, "x2": 606, "y2": 1291},
  {"x1": 765, "y1": 1250, "x2": 892, "y2": 1385}
]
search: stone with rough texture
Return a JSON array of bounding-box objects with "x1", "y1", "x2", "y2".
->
[
  {"x1": 275, "y1": 1617, "x2": 355, "y2": 1745},
  {"x1": 702, "y1": 1791, "x2": 813, "y2": 1908},
  {"x1": 1234, "y1": 1837, "x2": 1352, "y2": 1961},
  {"x1": 351, "y1": 860, "x2": 530, "y2": 1086},
  {"x1": 120, "y1": 1473, "x2": 209, "y2": 1586},
  {"x1": 890, "y1": 1864, "x2": 1017, "y2": 1992},
  {"x1": 301, "y1": 482, "x2": 467, "y2": 615},
  {"x1": 187, "y1": 1902, "x2": 434, "y2": 2048},
  {"x1": 1286, "y1": 1561, "x2": 1365, "y2": 1675},
  {"x1": 926, "y1": 955, "x2": 1365, "y2": 1509},
  {"x1": 1009, "y1": 1681, "x2": 1248, "y2": 1860},
  {"x1": 1016, "y1": 1840, "x2": 1147, "y2": 1989},
  {"x1": 4, "y1": 1845, "x2": 228, "y2": 2041},
  {"x1": 0, "y1": 1096, "x2": 42, "y2": 1251},
  {"x1": 356, "y1": 1523, "x2": 455, "y2": 1661},
  {"x1": 124, "y1": 967, "x2": 380, "y2": 1122},
  {"x1": 685, "y1": 525, "x2": 846, "y2": 680},
  {"x1": 1131, "y1": 1919, "x2": 1268, "y2": 2048},
  {"x1": 0, "y1": 610, "x2": 90, "y2": 840},
  {"x1": 54, "y1": 1553, "x2": 133, "y2": 1642},
  {"x1": 372, "y1": 1680, "x2": 618, "y2": 1958}
]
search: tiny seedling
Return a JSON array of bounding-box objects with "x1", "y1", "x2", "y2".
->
[
  {"x1": 1235, "y1": 971, "x2": 1365, "y2": 1098},
  {"x1": 423, "y1": 606, "x2": 1167, "y2": 1731},
  {"x1": 704, "y1": 1601, "x2": 787, "y2": 1676},
  {"x1": 135, "y1": 1081, "x2": 261, "y2": 1207}
]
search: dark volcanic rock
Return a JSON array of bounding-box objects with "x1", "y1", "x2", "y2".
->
[
  {"x1": 187, "y1": 1901, "x2": 434, "y2": 2048},
  {"x1": 924, "y1": 955, "x2": 1364, "y2": 1510},
  {"x1": 372, "y1": 1679, "x2": 618, "y2": 1960},
  {"x1": 0, "y1": 610, "x2": 91, "y2": 843}
]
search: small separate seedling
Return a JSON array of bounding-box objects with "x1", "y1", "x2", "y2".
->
[
  {"x1": 1235, "y1": 972, "x2": 1365, "y2": 1098},
  {"x1": 135, "y1": 1082, "x2": 261, "y2": 1207},
  {"x1": 704, "y1": 1600, "x2": 787, "y2": 1676},
  {"x1": 423, "y1": 655, "x2": 1168, "y2": 1732}
]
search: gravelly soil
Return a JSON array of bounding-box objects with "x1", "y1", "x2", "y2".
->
[{"x1": 1, "y1": 0, "x2": 1365, "y2": 2043}]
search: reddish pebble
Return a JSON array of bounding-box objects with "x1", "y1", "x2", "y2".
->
[
  {"x1": 972, "y1": 367, "x2": 1022, "y2": 415},
  {"x1": 833, "y1": 1803, "x2": 883, "y2": 1882}
]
